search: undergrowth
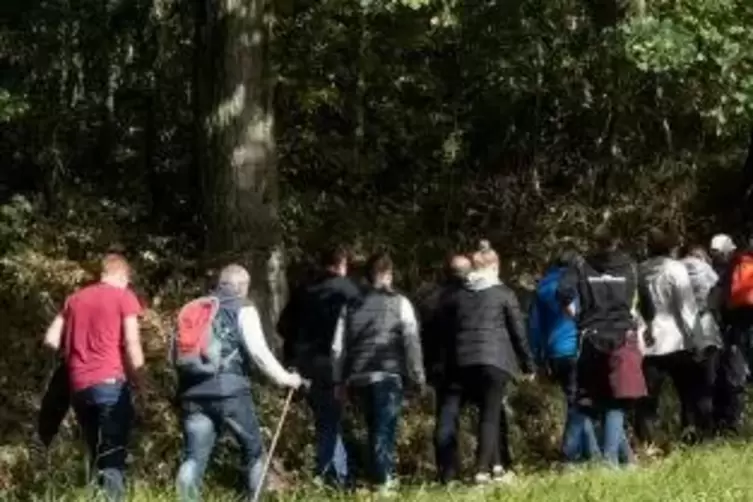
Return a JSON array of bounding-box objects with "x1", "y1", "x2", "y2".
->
[{"x1": 8, "y1": 442, "x2": 753, "y2": 501}]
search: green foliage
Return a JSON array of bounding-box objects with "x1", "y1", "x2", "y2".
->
[
  {"x1": 2, "y1": 0, "x2": 753, "y2": 494},
  {"x1": 623, "y1": 0, "x2": 753, "y2": 133},
  {"x1": 0, "y1": 89, "x2": 28, "y2": 122}
]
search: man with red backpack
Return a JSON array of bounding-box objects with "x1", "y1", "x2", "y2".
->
[{"x1": 173, "y1": 264, "x2": 304, "y2": 502}]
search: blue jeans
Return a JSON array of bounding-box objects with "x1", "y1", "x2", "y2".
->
[
  {"x1": 307, "y1": 384, "x2": 348, "y2": 487},
  {"x1": 72, "y1": 380, "x2": 133, "y2": 502},
  {"x1": 550, "y1": 358, "x2": 600, "y2": 462},
  {"x1": 176, "y1": 393, "x2": 266, "y2": 502},
  {"x1": 353, "y1": 378, "x2": 403, "y2": 485},
  {"x1": 603, "y1": 407, "x2": 633, "y2": 466},
  {"x1": 562, "y1": 408, "x2": 600, "y2": 462}
]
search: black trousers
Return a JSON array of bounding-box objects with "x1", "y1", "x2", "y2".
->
[
  {"x1": 434, "y1": 365, "x2": 509, "y2": 482},
  {"x1": 688, "y1": 347, "x2": 720, "y2": 440},
  {"x1": 633, "y1": 351, "x2": 695, "y2": 444},
  {"x1": 714, "y1": 341, "x2": 748, "y2": 434},
  {"x1": 37, "y1": 361, "x2": 70, "y2": 446}
]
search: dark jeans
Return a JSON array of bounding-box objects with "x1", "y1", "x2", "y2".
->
[
  {"x1": 307, "y1": 383, "x2": 348, "y2": 487},
  {"x1": 176, "y1": 393, "x2": 266, "y2": 502},
  {"x1": 352, "y1": 378, "x2": 403, "y2": 486},
  {"x1": 435, "y1": 365, "x2": 508, "y2": 481},
  {"x1": 714, "y1": 340, "x2": 749, "y2": 434},
  {"x1": 550, "y1": 357, "x2": 600, "y2": 462},
  {"x1": 72, "y1": 380, "x2": 133, "y2": 502},
  {"x1": 38, "y1": 361, "x2": 70, "y2": 447},
  {"x1": 633, "y1": 351, "x2": 695, "y2": 445},
  {"x1": 689, "y1": 347, "x2": 720, "y2": 440}
]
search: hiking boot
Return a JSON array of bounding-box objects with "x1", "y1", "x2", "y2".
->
[{"x1": 492, "y1": 465, "x2": 516, "y2": 485}]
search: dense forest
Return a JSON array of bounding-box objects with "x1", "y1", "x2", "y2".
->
[{"x1": 2, "y1": 0, "x2": 753, "y2": 495}]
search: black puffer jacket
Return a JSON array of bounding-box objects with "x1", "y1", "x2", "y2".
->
[{"x1": 438, "y1": 271, "x2": 535, "y2": 379}]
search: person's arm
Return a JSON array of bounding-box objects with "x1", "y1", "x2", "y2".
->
[
  {"x1": 503, "y1": 289, "x2": 536, "y2": 374},
  {"x1": 672, "y1": 265, "x2": 702, "y2": 344},
  {"x1": 399, "y1": 296, "x2": 426, "y2": 387},
  {"x1": 123, "y1": 315, "x2": 145, "y2": 374},
  {"x1": 120, "y1": 291, "x2": 145, "y2": 384},
  {"x1": 238, "y1": 305, "x2": 301, "y2": 388},
  {"x1": 277, "y1": 286, "x2": 303, "y2": 366},
  {"x1": 43, "y1": 314, "x2": 65, "y2": 352},
  {"x1": 527, "y1": 297, "x2": 543, "y2": 365},
  {"x1": 331, "y1": 307, "x2": 347, "y2": 385}
]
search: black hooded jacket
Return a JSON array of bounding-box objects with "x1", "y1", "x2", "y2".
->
[{"x1": 557, "y1": 250, "x2": 638, "y2": 337}]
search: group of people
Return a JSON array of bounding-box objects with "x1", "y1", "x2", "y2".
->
[
  {"x1": 33, "y1": 224, "x2": 753, "y2": 501},
  {"x1": 527, "y1": 227, "x2": 753, "y2": 469}
]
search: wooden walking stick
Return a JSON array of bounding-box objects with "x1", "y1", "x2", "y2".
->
[{"x1": 251, "y1": 384, "x2": 300, "y2": 502}]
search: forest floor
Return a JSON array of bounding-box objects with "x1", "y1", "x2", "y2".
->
[{"x1": 10, "y1": 441, "x2": 753, "y2": 501}]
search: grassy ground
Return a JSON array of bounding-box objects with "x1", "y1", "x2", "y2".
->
[{"x1": 9, "y1": 441, "x2": 753, "y2": 501}]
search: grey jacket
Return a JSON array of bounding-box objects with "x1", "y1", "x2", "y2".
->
[{"x1": 332, "y1": 287, "x2": 425, "y2": 387}]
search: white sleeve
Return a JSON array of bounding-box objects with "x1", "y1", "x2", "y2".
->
[
  {"x1": 399, "y1": 296, "x2": 426, "y2": 385},
  {"x1": 331, "y1": 307, "x2": 346, "y2": 384},
  {"x1": 399, "y1": 296, "x2": 419, "y2": 337},
  {"x1": 238, "y1": 306, "x2": 297, "y2": 387}
]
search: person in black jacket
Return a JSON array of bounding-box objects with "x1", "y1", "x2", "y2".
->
[
  {"x1": 277, "y1": 245, "x2": 361, "y2": 488},
  {"x1": 416, "y1": 254, "x2": 472, "y2": 387},
  {"x1": 434, "y1": 241, "x2": 535, "y2": 485},
  {"x1": 557, "y1": 224, "x2": 645, "y2": 467}
]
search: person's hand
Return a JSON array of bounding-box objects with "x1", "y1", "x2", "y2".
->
[{"x1": 288, "y1": 372, "x2": 303, "y2": 390}]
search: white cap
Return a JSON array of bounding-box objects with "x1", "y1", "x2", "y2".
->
[{"x1": 710, "y1": 234, "x2": 736, "y2": 254}]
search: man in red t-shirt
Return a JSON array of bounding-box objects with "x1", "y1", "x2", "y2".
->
[{"x1": 43, "y1": 253, "x2": 144, "y2": 502}]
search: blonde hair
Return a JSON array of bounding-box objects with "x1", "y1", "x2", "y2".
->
[{"x1": 471, "y1": 239, "x2": 499, "y2": 270}]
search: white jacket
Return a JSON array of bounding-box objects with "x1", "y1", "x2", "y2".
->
[{"x1": 639, "y1": 257, "x2": 702, "y2": 356}]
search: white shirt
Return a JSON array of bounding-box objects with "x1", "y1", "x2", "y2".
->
[{"x1": 238, "y1": 305, "x2": 299, "y2": 387}]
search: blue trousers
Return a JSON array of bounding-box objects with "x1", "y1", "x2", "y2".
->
[
  {"x1": 176, "y1": 393, "x2": 266, "y2": 502},
  {"x1": 72, "y1": 380, "x2": 133, "y2": 502},
  {"x1": 352, "y1": 378, "x2": 403, "y2": 485},
  {"x1": 307, "y1": 384, "x2": 349, "y2": 487}
]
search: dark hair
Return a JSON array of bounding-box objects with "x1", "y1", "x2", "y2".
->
[
  {"x1": 365, "y1": 252, "x2": 393, "y2": 283},
  {"x1": 593, "y1": 223, "x2": 617, "y2": 250},
  {"x1": 646, "y1": 227, "x2": 678, "y2": 257},
  {"x1": 319, "y1": 245, "x2": 349, "y2": 269},
  {"x1": 555, "y1": 249, "x2": 582, "y2": 268},
  {"x1": 684, "y1": 243, "x2": 710, "y2": 263}
]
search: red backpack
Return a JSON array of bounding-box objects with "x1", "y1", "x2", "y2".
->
[
  {"x1": 729, "y1": 253, "x2": 753, "y2": 308},
  {"x1": 171, "y1": 296, "x2": 239, "y2": 377}
]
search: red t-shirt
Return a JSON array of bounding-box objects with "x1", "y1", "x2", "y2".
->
[{"x1": 62, "y1": 282, "x2": 142, "y2": 392}]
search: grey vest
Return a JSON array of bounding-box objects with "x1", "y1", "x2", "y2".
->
[{"x1": 343, "y1": 289, "x2": 404, "y2": 380}]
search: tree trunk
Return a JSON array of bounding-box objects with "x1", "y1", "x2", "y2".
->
[{"x1": 194, "y1": 0, "x2": 287, "y2": 346}]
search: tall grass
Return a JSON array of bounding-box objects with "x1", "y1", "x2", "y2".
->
[{"x1": 9, "y1": 442, "x2": 753, "y2": 501}]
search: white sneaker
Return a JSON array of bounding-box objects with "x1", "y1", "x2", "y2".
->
[
  {"x1": 474, "y1": 472, "x2": 492, "y2": 485},
  {"x1": 492, "y1": 466, "x2": 517, "y2": 485}
]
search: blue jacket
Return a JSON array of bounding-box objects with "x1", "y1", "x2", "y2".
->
[{"x1": 529, "y1": 267, "x2": 578, "y2": 363}]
